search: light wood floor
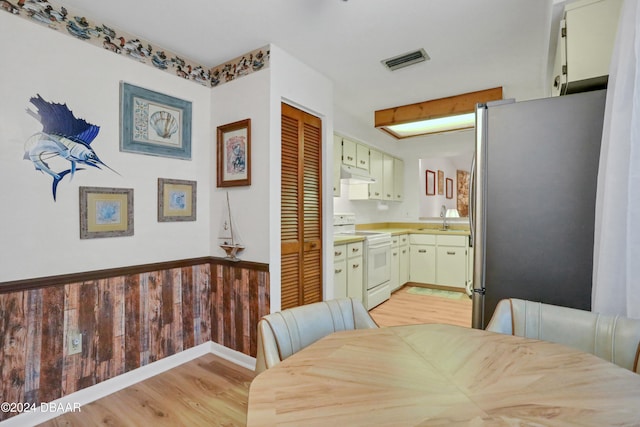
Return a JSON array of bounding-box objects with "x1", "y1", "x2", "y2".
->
[
  {"x1": 370, "y1": 285, "x2": 472, "y2": 327},
  {"x1": 39, "y1": 285, "x2": 471, "y2": 427}
]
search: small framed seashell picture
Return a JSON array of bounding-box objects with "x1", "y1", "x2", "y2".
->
[
  {"x1": 217, "y1": 118, "x2": 251, "y2": 187},
  {"x1": 120, "y1": 82, "x2": 192, "y2": 159}
]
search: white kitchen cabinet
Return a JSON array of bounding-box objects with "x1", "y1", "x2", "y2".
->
[
  {"x1": 333, "y1": 135, "x2": 342, "y2": 197},
  {"x1": 390, "y1": 235, "x2": 400, "y2": 292},
  {"x1": 346, "y1": 241, "x2": 364, "y2": 303},
  {"x1": 334, "y1": 244, "x2": 347, "y2": 298},
  {"x1": 341, "y1": 137, "x2": 370, "y2": 171},
  {"x1": 435, "y1": 235, "x2": 467, "y2": 289},
  {"x1": 409, "y1": 234, "x2": 436, "y2": 284},
  {"x1": 399, "y1": 234, "x2": 409, "y2": 286},
  {"x1": 393, "y1": 157, "x2": 404, "y2": 201},
  {"x1": 553, "y1": 0, "x2": 622, "y2": 95},
  {"x1": 368, "y1": 149, "x2": 384, "y2": 200},
  {"x1": 409, "y1": 233, "x2": 470, "y2": 288},
  {"x1": 391, "y1": 234, "x2": 409, "y2": 292},
  {"x1": 383, "y1": 154, "x2": 394, "y2": 201}
]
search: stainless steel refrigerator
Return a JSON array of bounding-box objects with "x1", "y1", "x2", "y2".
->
[{"x1": 471, "y1": 89, "x2": 607, "y2": 329}]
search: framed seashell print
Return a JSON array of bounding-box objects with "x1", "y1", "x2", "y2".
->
[
  {"x1": 120, "y1": 82, "x2": 192, "y2": 159},
  {"x1": 217, "y1": 119, "x2": 251, "y2": 187}
]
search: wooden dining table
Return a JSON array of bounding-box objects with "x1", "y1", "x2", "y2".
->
[{"x1": 247, "y1": 323, "x2": 640, "y2": 426}]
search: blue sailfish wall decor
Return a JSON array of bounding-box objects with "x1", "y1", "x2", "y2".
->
[{"x1": 24, "y1": 94, "x2": 117, "y2": 200}]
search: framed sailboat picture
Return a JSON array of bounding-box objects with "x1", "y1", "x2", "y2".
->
[{"x1": 217, "y1": 119, "x2": 251, "y2": 187}]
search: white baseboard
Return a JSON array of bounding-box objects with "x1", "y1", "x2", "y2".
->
[{"x1": 1, "y1": 342, "x2": 256, "y2": 427}]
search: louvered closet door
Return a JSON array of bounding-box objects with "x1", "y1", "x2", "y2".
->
[{"x1": 281, "y1": 103, "x2": 323, "y2": 309}]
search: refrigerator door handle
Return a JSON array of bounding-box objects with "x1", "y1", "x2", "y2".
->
[
  {"x1": 469, "y1": 154, "x2": 476, "y2": 248},
  {"x1": 472, "y1": 103, "x2": 489, "y2": 329}
]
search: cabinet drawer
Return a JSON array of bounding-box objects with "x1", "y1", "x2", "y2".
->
[
  {"x1": 436, "y1": 235, "x2": 467, "y2": 247},
  {"x1": 410, "y1": 234, "x2": 436, "y2": 245},
  {"x1": 334, "y1": 244, "x2": 347, "y2": 261},
  {"x1": 347, "y1": 241, "x2": 363, "y2": 258}
]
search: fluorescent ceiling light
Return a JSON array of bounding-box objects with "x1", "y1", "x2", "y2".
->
[
  {"x1": 385, "y1": 113, "x2": 475, "y2": 137},
  {"x1": 375, "y1": 87, "x2": 503, "y2": 139}
]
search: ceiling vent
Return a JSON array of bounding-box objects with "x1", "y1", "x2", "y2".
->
[{"x1": 382, "y1": 48, "x2": 430, "y2": 71}]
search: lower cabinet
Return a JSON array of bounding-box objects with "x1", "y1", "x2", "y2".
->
[
  {"x1": 409, "y1": 234, "x2": 436, "y2": 284},
  {"x1": 391, "y1": 234, "x2": 409, "y2": 292},
  {"x1": 334, "y1": 245, "x2": 347, "y2": 298},
  {"x1": 334, "y1": 241, "x2": 364, "y2": 303},
  {"x1": 409, "y1": 234, "x2": 469, "y2": 288},
  {"x1": 399, "y1": 234, "x2": 410, "y2": 286},
  {"x1": 346, "y1": 241, "x2": 364, "y2": 303}
]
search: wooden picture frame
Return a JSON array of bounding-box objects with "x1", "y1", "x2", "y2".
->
[
  {"x1": 79, "y1": 187, "x2": 133, "y2": 239},
  {"x1": 446, "y1": 178, "x2": 454, "y2": 199},
  {"x1": 438, "y1": 170, "x2": 444, "y2": 195},
  {"x1": 158, "y1": 178, "x2": 197, "y2": 222},
  {"x1": 120, "y1": 82, "x2": 192, "y2": 160},
  {"x1": 217, "y1": 118, "x2": 251, "y2": 187},
  {"x1": 426, "y1": 170, "x2": 436, "y2": 195}
]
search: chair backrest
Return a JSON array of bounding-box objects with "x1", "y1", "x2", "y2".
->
[
  {"x1": 487, "y1": 298, "x2": 640, "y2": 373},
  {"x1": 255, "y1": 298, "x2": 378, "y2": 373}
]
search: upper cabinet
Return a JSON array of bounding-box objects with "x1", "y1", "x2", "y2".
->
[
  {"x1": 552, "y1": 0, "x2": 623, "y2": 96},
  {"x1": 342, "y1": 138, "x2": 370, "y2": 171},
  {"x1": 333, "y1": 135, "x2": 342, "y2": 197},
  {"x1": 334, "y1": 134, "x2": 404, "y2": 202},
  {"x1": 393, "y1": 157, "x2": 404, "y2": 201}
]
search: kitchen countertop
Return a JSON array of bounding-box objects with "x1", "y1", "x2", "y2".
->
[{"x1": 333, "y1": 223, "x2": 470, "y2": 244}]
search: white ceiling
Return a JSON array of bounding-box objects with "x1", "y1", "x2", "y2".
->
[{"x1": 57, "y1": 0, "x2": 565, "y2": 130}]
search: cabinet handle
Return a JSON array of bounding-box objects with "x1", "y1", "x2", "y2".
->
[
  {"x1": 418, "y1": 249, "x2": 427, "y2": 253},
  {"x1": 392, "y1": 252, "x2": 398, "y2": 256},
  {"x1": 335, "y1": 269, "x2": 342, "y2": 273},
  {"x1": 402, "y1": 249, "x2": 407, "y2": 254},
  {"x1": 386, "y1": 194, "x2": 391, "y2": 197},
  {"x1": 375, "y1": 192, "x2": 380, "y2": 196},
  {"x1": 352, "y1": 264, "x2": 359, "y2": 268},
  {"x1": 359, "y1": 160, "x2": 365, "y2": 164},
  {"x1": 352, "y1": 247, "x2": 359, "y2": 253},
  {"x1": 335, "y1": 251, "x2": 342, "y2": 256},
  {"x1": 447, "y1": 251, "x2": 456, "y2": 255},
  {"x1": 347, "y1": 156, "x2": 354, "y2": 161}
]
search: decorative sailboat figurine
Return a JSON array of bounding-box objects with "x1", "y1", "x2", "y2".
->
[{"x1": 218, "y1": 192, "x2": 245, "y2": 261}]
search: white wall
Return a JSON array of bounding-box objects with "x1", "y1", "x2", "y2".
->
[
  {"x1": 210, "y1": 70, "x2": 271, "y2": 264},
  {"x1": 269, "y1": 45, "x2": 334, "y2": 308},
  {"x1": 417, "y1": 158, "x2": 459, "y2": 218},
  {"x1": 0, "y1": 13, "x2": 211, "y2": 281}
]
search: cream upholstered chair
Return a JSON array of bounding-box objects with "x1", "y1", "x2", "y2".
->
[
  {"x1": 487, "y1": 298, "x2": 640, "y2": 373},
  {"x1": 255, "y1": 298, "x2": 378, "y2": 373}
]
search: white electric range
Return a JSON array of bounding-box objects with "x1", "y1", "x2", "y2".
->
[{"x1": 333, "y1": 214, "x2": 392, "y2": 309}]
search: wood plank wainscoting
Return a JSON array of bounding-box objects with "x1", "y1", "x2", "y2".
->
[{"x1": 0, "y1": 257, "x2": 269, "y2": 422}]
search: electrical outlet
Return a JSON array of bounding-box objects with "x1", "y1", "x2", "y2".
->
[{"x1": 68, "y1": 332, "x2": 82, "y2": 355}]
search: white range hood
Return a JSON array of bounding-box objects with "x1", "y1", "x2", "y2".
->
[{"x1": 340, "y1": 164, "x2": 375, "y2": 184}]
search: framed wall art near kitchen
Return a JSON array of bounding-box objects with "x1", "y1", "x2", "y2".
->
[
  {"x1": 446, "y1": 178, "x2": 453, "y2": 199},
  {"x1": 158, "y1": 178, "x2": 197, "y2": 222},
  {"x1": 120, "y1": 82, "x2": 192, "y2": 160},
  {"x1": 438, "y1": 170, "x2": 444, "y2": 195},
  {"x1": 217, "y1": 118, "x2": 251, "y2": 187},
  {"x1": 426, "y1": 170, "x2": 436, "y2": 195},
  {"x1": 79, "y1": 187, "x2": 133, "y2": 239}
]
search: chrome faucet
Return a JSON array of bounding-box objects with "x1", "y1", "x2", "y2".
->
[{"x1": 440, "y1": 205, "x2": 448, "y2": 230}]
